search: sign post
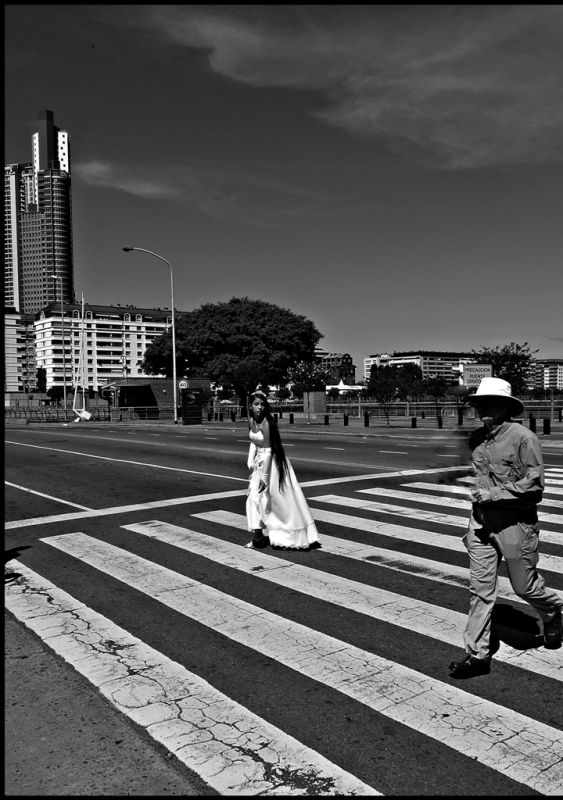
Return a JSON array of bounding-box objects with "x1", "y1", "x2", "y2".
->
[{"x1": 462, "y1": 364, "x2": 492, "y2": 387}]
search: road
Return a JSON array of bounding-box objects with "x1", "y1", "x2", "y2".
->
[{"x1": 5, "y1": 420, "x2": 563, "y2": 795}]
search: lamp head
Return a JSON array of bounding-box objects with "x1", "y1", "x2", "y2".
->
[{"x1": 122, "y1": 246, "x2": 134, "y2": 252}]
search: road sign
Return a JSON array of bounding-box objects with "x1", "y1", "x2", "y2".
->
[
  {"x1": 462, "y1": 364, "x2": 492, "y2": 387},
  {"x1": 178, "y1": 380, "x2": 188, "y2": 390}
]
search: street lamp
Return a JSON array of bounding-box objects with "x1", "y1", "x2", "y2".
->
[
  {"x1": 122, "y1": 247, "x2": 178, "y2": 423},
  {"x1": 51, "y1": 273, "x2": 67, "y2": 411}
]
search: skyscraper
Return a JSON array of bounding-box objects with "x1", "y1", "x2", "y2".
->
[{"x1": 4, "y1": 110, "x2": 74, "y2": 314}]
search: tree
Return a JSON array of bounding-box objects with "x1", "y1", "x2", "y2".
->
[
  {"x1": 47, "y1": 386, "x2": 63, "y2": 406},
  {"x1": 395, "y1": 363, "x2": 424, "y2": 401},
  {"x1": 141, "y1": 297, "x2": 322, "y2": 406},
  {"x1": 368, "y1": 364, "x2": 399, "y2": 425},
  {"x1": 472, "y1": 342, "x2": 538, "y2": 395},
  {"x1": 287, "y1": 361, "x2": 332, "y2": 423},
  {"x1": 36, "y1": 367, "x2": 47, "y2": 393},
  {"x1": 422, "y1": 377, "x2": 449, "y2": 417}
]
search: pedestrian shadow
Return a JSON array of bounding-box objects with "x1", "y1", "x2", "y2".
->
[
  {"x1": 490, "y1": 602, "x2": 543, "y2": 651},
  {"x1": 4, "y1": 546, "x2": 31, "y2": 584}
]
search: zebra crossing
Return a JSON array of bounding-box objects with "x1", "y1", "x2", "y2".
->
[{"x1": 5, "y1": 466, "x2": 563, "y2": 795}]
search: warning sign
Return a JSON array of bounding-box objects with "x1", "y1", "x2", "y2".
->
[{"x1": 462, "y1": 364, "x2": 492, "y2": 387}]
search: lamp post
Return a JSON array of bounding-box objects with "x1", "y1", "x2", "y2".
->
[
  {"x1": 51, "y1": 274, "x2": 67, "y2": 411},
  {"x1": 122, "y1": 247, "x2": 178, "y2": 423}
]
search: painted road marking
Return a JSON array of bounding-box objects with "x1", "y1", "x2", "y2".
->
[
  {"x1": 40, "y1": 533, "x2": 563, "y2": 795},
  {"x1": 5, "y1": 440, "x2": 249, "y2": 483},
  {"x1": 357, "y1": 487, "x2": 563, "y2": 525},
  {"x1": 124, "y1": 519, "x2": 562, "y2": 683},
  {"x1": 404, "y1": 481, "x2": 563, "y2": 509},
  {"x1": 4, "y1": 466, "x2": 468, "y2": 529},
  {"x1": 197, "y1": 509, "x2": 563, "y2": 604},
  {"x1": 5, "y1": 562, "x2": 376, "y2": 796},
  {"x1": 4, "y1": 482, "x2": 92, "y2": 510}
]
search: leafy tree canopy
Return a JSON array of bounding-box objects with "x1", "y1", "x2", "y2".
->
[
  {"x1": 368, "y1": 364, "x2": 400, "y2": 424},
  {"x1": 472, "y1": 342, "x2": 538, "y2": 395},
  {"x1": 287, "y1": 361, "x2": 333, "y2": 395},
  {"x1": 36, "y1": 367, "x2": 47, "y2": 393},
  {"x1": 395, "y1": 363, "x2": 424, "y2": 401},
  {"x1": 141, "y1": 297, "x2": 322, "y2": 401}
]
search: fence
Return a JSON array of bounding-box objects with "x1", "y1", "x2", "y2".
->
[
  {"x1": 6, "y1": 400, "x2": 562, "y2": 424},
  {"x1": 5, "y1": 407, "x2": 110, "y2": 423}
]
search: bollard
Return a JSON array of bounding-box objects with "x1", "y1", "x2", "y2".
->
[
  {"x1": 207, "y1": 410, "x2": 213, "y2": 421},
  {"x1": 289, "y1": 413, "x2": 294, "y2": 424},
  {"x1": 343, "y1": 413, "x2": 348, "y2": 426},
  {"x1": 230, "y1": 410, "x2": 236, "y2": 422},
  {"x1": 214, "y1": 412, "x2": 219, "y2": 421},
  {"x1": 457, "y1": 409, "x2": 463, "y2": 426},
  {"x1": 364, "y1": 411, "x2": 369, "y2": 427},
  {"x1": 324, "y1": 414, "x2": 329, "y2": 426},
  {"x1": 219, "y1": 412, "x2": 223, "y2": 422},
  {"x1": 529, "y1": 413, "x2": 536, "y2": 433},
  {"x1": 411, "y1": 416, "x2": 417, "y2": 428},
  {"x1": 421, "y1": 411, "x2": 426, "y2": 419},
  {"x1": 437, "y1": 414, "x2": 443, "y2": 429},
  {"x1": 543, "y1": 418, "x2": 551, "y2": 435},
  {"x1": 559, "y1": 408, "x2": 562, "y2": 423}
]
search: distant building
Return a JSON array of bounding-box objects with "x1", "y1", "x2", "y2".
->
[
  {"x1": 34, "y1": 302, "x2": 183, "y2": 392},
  {"x1": 4, "y1": 110, "x2": 74, "y2": 315},
  {"x1": 4, "y1": 309, "x2": 36, "y2": 393},
  {"x1": 528, "y1": 358, "x2": 563, "y2": 391},
  {"x1": 364, "y1": 350, "x2": 477, "y2": 382},
  {"x1": 364, "y1": 351, "x2": 563, "y2": 392},
  {"x1": 315, "y1": 348, "x2": 356, "y2": 383}
]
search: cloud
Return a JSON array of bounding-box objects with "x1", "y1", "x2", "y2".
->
[
  {"x1": 74, "y1": 160, "x2": 183, "y2": 199},
  {"x1": 146, "y1": 5, "x2": 563, "y2": 169},
  {"x1": 74, "y1": 158, "x2": 337, "y2": 227}
]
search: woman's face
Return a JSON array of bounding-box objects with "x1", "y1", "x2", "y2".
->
[{"x1": 252, "y1": 397, "x2": 266, "y2": 420}]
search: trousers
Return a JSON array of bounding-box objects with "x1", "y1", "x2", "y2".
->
[{"x1": 463, "y1": 516, "x2": 562, "y2": 659}]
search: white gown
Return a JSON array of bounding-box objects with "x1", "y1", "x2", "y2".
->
[{"x1": 246, "y1": 423, "x2": 321, "y2": 550}]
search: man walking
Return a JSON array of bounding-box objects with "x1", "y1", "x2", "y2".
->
[{"x1": 449, "y1": 377, "x2": 562, "y2": 678}]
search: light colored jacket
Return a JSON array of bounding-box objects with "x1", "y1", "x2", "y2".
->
[{"x1": 470, "y1": 421, "x2": 544, "y2": 507}]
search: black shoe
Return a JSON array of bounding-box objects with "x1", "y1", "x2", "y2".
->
[
  {"x1": 543, "y1": 611, "x2": 562, "y2": 649},
  {"x1": 449, "y1": 655, "x2": 491, "y2": 679},
  {"x1": 246, "y1": 531, "x2": 269, "y2": 549}
]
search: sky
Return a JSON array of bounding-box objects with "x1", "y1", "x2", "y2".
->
[{"x1": 5, "y1": 4, "x2": 563, "y2": 375}]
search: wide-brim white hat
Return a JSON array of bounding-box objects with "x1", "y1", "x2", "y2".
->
[{"x1": 469, "y1": 377, "x2": 524, "y2": 416}]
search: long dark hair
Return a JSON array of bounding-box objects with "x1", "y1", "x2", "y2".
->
[{"x1": 249, "y1": 396, "x2": 288, "y2": 490}]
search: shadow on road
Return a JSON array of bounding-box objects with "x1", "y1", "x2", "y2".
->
[
  {"x1": 4, "y1": 545, "x2": 31, "y2": 584},
  {"x1": 491, "y1": 602, "x2": 543, "y2": 651}
]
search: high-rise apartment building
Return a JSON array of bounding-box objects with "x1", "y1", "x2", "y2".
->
[{"x1": 4, "y1": 110, "x2": 74, "y2": 315}]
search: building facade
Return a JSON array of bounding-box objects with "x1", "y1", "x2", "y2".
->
[
  {"x1": 315, "y1": 348, "x2": 356, "y2": 383},
  {"x1": 536, "y1": 359, "x2": 563, "y2": 391},
  {"x1": 364, "y1": 351, "x2": 477, "y2": 382},
  {"x1": 34, "y1": 303, "x2": 179, "y2": 392},
  {"x1": 4, "y1": 310, "x2": 36, "y2": 393},
  {"x1": 4, "y1": 110, "x2": 74, "y2": 315}
]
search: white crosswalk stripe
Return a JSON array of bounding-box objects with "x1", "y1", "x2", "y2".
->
[
  {"x1": 5, "y1": 562, "x2": 376, "y2": 796},
  {"x1": 357, "y1": 486, "x2": 563, "y2": 524},
  {"x1": 402, "y1": 482, "x2": 563, "y2": 509},
  {"x1": 33, "y1": 533, "x2": 563, "y2": 794},
  {"x1": 124, "y1": 518, "x2": 562, "y2": 683},
  {"x1": 5, "y1": 466, "x2": 563, "y2": 795},
  {"x1": 197, "y1": 509, "x2": 563, "y2": 602}
]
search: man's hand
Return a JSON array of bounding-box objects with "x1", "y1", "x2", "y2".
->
[{"x1": 472, "y1": 487, "x2": 492, "y2": 503}]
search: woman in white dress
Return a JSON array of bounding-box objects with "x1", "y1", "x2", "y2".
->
[{"x1": 245, "y1": 387, "x2": 321, "y2": 551}]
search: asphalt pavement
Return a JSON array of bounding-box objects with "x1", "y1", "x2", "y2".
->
[{"x1": 5, "y1": 416, "x2": 562, "y2": 795}]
